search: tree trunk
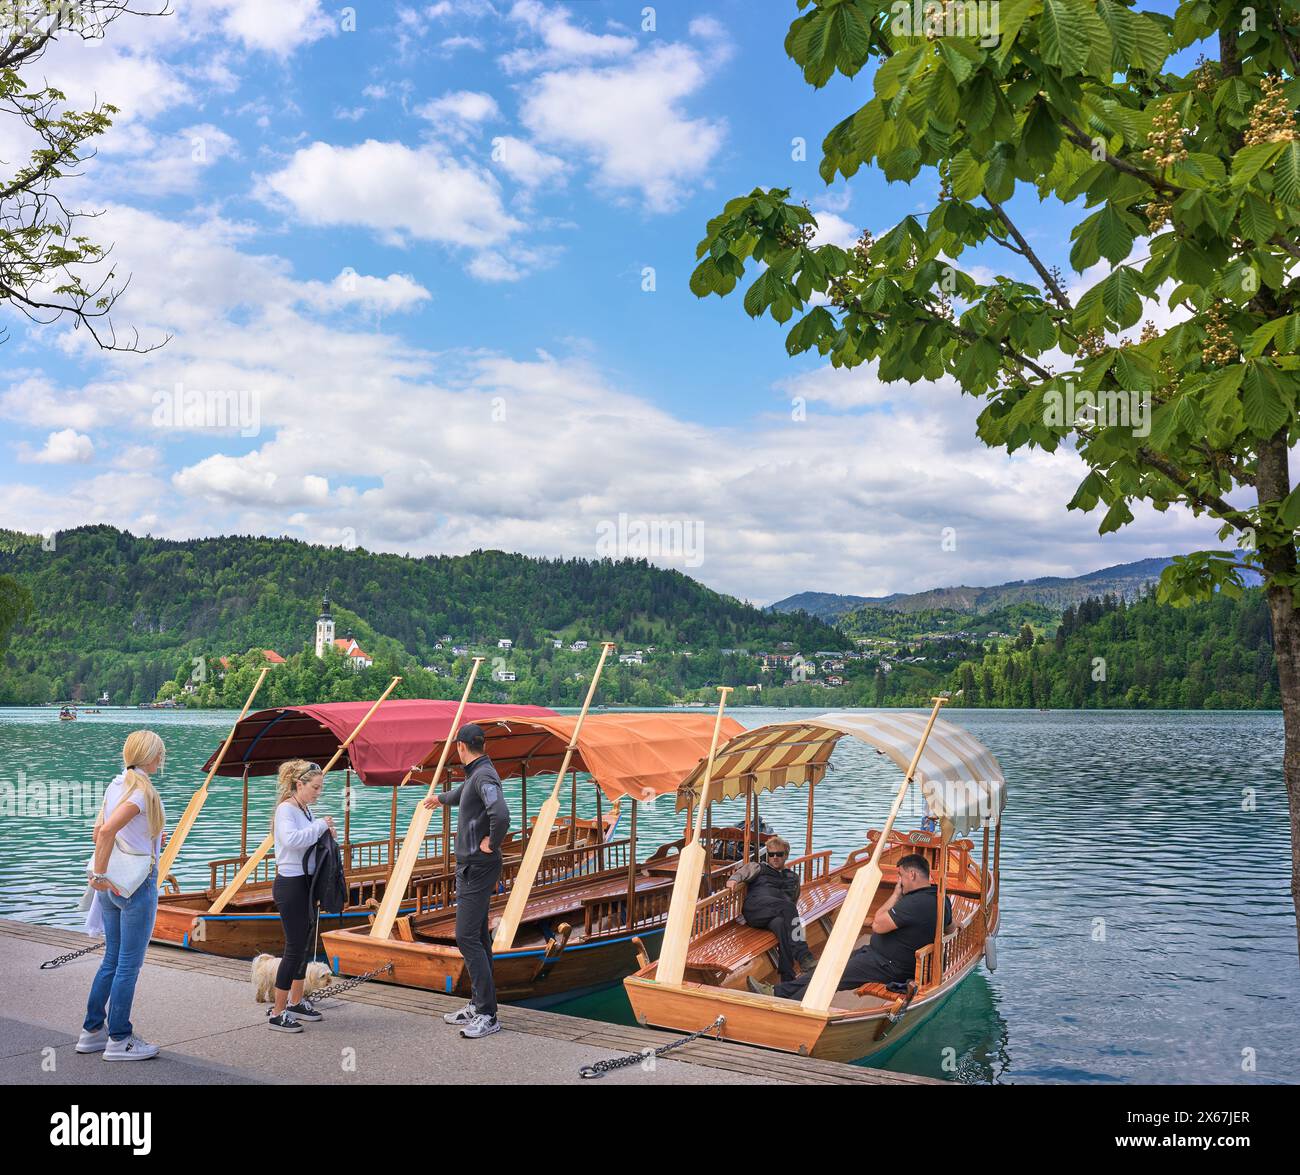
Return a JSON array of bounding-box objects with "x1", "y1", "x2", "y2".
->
[{"x1": 1256, "y1": 430, "x2": 1300, "y2": 961}]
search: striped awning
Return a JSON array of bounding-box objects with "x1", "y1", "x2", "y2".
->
[{"x1": 675, "y1": 710, "x2": 1005, "y2": 837}]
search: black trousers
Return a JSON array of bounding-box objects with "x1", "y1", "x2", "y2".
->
[
  {"x1": 455, "y1": 852, "x2": 502, "y2": 1017},
  {"x1": 272, "y1": 873, "x2": 312, "y2": 991},
  {"x1": 744, "y1": 896, "x2": 814, "y2": 982},
  {"x1": 774, "y1": 944, "x2": 904, "y2": 1000}
]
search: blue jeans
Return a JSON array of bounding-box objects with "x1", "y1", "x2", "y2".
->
[{"x1": 83, "y1": 867, "x2": 158, "y2": 1041}]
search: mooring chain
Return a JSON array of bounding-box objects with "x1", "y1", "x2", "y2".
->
[
  {"x1": 39, "y1": 942, "x2": 105, "y2": 970},
  {"x1": 579, "y1": 1015, "x2": 726, "y2": 1079},
  {"x1": 307, "y1": 961, "x2": 394, "y2": 1000}
]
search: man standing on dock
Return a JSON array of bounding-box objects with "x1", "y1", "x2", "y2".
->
[{"x1": 424, "y1": 723, "x2": 509, "y2": 1039}]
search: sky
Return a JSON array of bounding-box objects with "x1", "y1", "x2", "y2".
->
[{"x1": 0, "y1": 0, "x2": 1225, "y2": 605}]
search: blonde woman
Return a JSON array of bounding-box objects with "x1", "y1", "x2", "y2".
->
[
  {"x1": 268, "y1": 759, "x2": 334, "y2": 1032},
  {"x1": 78, "y1": 731, "x2": 167, "y2": 1061}
]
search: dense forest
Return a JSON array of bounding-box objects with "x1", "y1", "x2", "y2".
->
[
  {"x1": 0, "y1": 526, "x2": 837, "y2": 706},
  {"x1": 0, "y1": 527, "x2": 1278, "y2": 711}
]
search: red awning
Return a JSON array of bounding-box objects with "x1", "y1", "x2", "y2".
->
[
  {"x1": 411, "y1": 711, "x2": 745, "y2": 801},
  {"x1": 201, "y1": 699, "x2": 558, "y2": 788}
]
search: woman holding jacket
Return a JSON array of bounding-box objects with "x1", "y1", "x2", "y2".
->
[{"x1": 267, "y1": 758, "x2": 333, "y2": 1033}]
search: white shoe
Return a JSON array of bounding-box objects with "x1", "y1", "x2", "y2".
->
[
  {"x1": 459, "y1": 1013, "x2": 501, "y2": 1039},
  {"x1": 102, "y1": 1034, "x2": 160, "y2": 1061},
  {"x1": 76, "y1": 1027, "x2": 108, "y2": 1054},
  {"x1": 442, "y1": 1002, "x2": 476, "y2": 1025}
]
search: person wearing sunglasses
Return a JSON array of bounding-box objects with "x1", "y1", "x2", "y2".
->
[
  {"x1": 725, "y1": 835, "x2": 815, "y2": 983},
  {"x1": 268, "y1": 758, "x2": 334, "y2": 1032}
]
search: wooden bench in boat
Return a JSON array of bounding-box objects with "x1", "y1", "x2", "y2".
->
[{"x1": 684, "y1": 853, "x2": 841, "y2": 984}]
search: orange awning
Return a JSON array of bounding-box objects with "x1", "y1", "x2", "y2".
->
[{"x1": 411, "y1": 711, "x2": 744, "y2": 801}]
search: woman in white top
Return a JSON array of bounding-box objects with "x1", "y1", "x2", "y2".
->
[
  {"x1": 268, "y1": 758, "x2": 334, "y2": 1032},
  {"x1": 78, "y1": 730, "x2": 168, "y2": 1061}
]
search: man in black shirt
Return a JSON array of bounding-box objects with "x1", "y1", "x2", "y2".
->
[
  {"x1": 755, "y1": 852, "x2": 951, "y2": 1000},
  {"x1": 423, "y1": 723, "x2": 510, "y2": 1038},
  {"x1": 726, "y1": 836, "x2": 815, "y2": 982}
]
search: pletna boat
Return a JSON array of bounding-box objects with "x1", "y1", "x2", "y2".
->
[
  {"x1": 321, "y1": 710, "x2": 747, "y2": 1007},
  {"x1": 623, "y1": 701, "x2": 1005, "y2": 1062},
  {"x1": 152, "y1": 699, "x2": 571, "y2": 958}
]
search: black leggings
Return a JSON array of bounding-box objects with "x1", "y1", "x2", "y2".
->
[{"x1": 272, "y1": 873, "x2": 313, "y2": 992}]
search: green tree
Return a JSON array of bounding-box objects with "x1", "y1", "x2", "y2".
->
[
  {"x1": 1, "y1": 3, "x2": 165, "y2": 348},
  {"x1": 690, "y1": 2, "x2": 1300, "y2": 951}
]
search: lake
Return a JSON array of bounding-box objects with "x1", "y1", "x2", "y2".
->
[{"x1": 0, "y1": 705, "x2": 1293, "y2": 1084}]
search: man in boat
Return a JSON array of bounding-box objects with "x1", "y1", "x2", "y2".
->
[
  {"x1": 751, "y1": 853, "x2": 952, "y2": 1000},
  {"x1": 422, "y1": 723, "x2": 509, "y2": 1039},
  {"x1": 725, "y1": 836, "x2": 815, "y2": 983}
]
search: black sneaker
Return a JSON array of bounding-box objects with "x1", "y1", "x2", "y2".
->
[
  {"x1": 286, "y1": 999, "x2": 322, "y2": 1022},
  {"x1": 267, "y1": 1011, "x2": 303, "y2": 1033}
]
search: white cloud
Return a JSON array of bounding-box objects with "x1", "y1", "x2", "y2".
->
[
  {"x1": 489, "y1": 135, "x2": 567, "y2": 188},
  {"x1": 299, "y1": 270, "x2": 433, "y2": 314},
  {"x1": 197, "y1": 0, "x2": 335, "y2": 56},
  {"x1": 501, "y1": 0, "x2": 637, "y2": 74},
  {"x1": 20, "y1": 429, "x2": 96, "y2": 465},
  {"x1": 104, "y1": 124, "x2": 239, "y2": 196},
  {"x1": 520, "y1": 44, "x2": 725, "y2": 212},
  {"x1": 417, "y1": 90, "x2": 500, "y2": 126},
  {"x1": 260, "y1": 140, "x2": 524, "y2": 254}
]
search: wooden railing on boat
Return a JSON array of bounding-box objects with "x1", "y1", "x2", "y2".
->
[
  {"x1": 688, "y1": 849, "x2": 832, "y2": 940},
  {"x1": 912, "y1": 898, "x2": 983, "y2": 990},
  {"x1": 410, "y1": 837, "x2": 635, "y2": 917},
  {"x1": 206, "y1": 833, "x2": 447, "y2": 895}
]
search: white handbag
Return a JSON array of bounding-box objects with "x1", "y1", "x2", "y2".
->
[{"x1": 79, "y1": 788, "x2": 156, "y2": 907}]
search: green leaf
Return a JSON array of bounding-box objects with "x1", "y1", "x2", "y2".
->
[
  {"x1": 1100, "y1": 267, "x2": 1141, "y2": 327},
  {"x1": 1280, "y1": 486, "x2": 1300, "y2": 530},
  {"x1": 1098, "y1": 498, "x2": 1135, "y2": 534},
  {"x1": 1040, "y1": 0, "x2": 1091, "y2": 73},
  {"x1": 1236, "y1": 192, "x2": 1277, "y2": 244},
  {"x1": 1274, "y1": 141, "x2": 1300, "y2": 206},
  {"x1": 1232, "y1": 140, "x2": 1284, "y2": 185},
  {"x1": 1241, "y1": 363, "x2": 1291, "y2": 435},
  {"x1": 1096, "y1": 203, "x2": 1136, "y2": 264},
  {"x1": 950, "y1": 149, "x2": 987, "y2": 200}
]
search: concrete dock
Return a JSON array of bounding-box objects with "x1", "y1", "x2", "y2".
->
[{"x1": 0, "y1": 920, "x2": 943, "y2": 1086}]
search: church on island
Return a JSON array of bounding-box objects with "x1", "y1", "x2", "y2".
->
[{"x1": 314, "y1": 593, "x2": 374, "y2": 669}]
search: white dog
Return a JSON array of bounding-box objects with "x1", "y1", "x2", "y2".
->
[{"x1": 251, "y1": 954, "x2": 332, "y2": 1003}]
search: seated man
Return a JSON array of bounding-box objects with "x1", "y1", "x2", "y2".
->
[
  {"x1": 749, "y1": 853, "x2": 951, "y2": 1000},
  {"x1": 726, "y1": 836, "x2": 815, "y2": 982}
]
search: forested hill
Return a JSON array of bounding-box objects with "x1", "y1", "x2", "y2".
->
[{"x1": 0, "y1": 526, "x2": 838, "y2": 705}]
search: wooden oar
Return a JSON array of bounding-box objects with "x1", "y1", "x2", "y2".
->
[
  {"x1": 800, "y1": 695, "x2": 947, "y2": 1012},
  {"x1": 208, "y1": 676, "x2": 402, "y2": 914},
  {"x1": 492, "y1": 642, "x2": 614, "y2": 951},
  {"x1": 368, "y1": 659, "x2": 485, "y2": 939},
  {"x1": 158, "y1": 667, "x2": 269, "y2": 884},
  {"x1": 652, "y1": 686, "x2": 732, "y2": 986}
]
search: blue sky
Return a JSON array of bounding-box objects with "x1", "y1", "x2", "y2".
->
[{"x1": 0, "y1": 0, "x2": 1221, "y2": 603}]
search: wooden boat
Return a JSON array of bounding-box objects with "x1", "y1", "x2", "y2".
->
[
  {"x1": 322, "y1": 710, "x2": 747, "y2": 1007},
  {"x1": 59, "y1": 707, "x2": 76, "y2": 721},
  {"x1": 624, "y1": 705, "x2": 1006, "y2": 1063},
  {"x1": 153, "y1": 699, "x2": 566, "y2": 958}
]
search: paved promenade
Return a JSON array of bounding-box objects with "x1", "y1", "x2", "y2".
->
[{"x1": 0, "y1": 920, "x2": 944, "y2": 1086}]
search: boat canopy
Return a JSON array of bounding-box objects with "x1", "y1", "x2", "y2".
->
[
  {"x1": 675, "y1": 711, "x2": 1006, "y2": 837},
  {"x1": 410, "y1": 712, "x2": 745, "y2": 802},
  {"x1": 201, "y1": 700, "x2": 558, "y2": 788}
]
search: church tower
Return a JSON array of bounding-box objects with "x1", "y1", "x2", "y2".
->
[{"x1": 315, "y1": 592, "x2": 335, "y2": 658}]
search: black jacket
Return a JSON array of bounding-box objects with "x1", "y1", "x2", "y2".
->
[
  {"x1": 439, "y1": 754, "x2": 510, "y2": 858},
  {"x1": 306, "y1": 828, "x2": 348, "y2": 915}
]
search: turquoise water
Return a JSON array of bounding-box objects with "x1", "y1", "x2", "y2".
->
[{"x1": 0, "y1": 706, "x2": 1293, "y2": 1084}]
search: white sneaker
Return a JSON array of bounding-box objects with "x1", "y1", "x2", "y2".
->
[
  {"x1": 76, "y1": 1027, "x2": 108, "y2": 1054},
  {"x1": 442, "y1": 1002, "x2": 476, "y2": 1025},
  {"x1": 459, "y1": 1013, "x2": 501, "y2": 1039},
  {"x1": 102, "y1": 1034, "x2": 160, "y2": 1061}
]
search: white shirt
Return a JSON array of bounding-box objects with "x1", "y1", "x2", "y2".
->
[
  {"x1": 100, "y1": 773, "x2": 164, "y2": 859},
  {"x1": 274, "y1": 800, "x2": 328, "y2": 877}
]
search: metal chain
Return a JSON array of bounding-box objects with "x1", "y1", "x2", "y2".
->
[
  {"x1": 39, "y1": 942, "x2": 105, "y2": 970},
  {"x1": 307, "y1": 961, "x2": 394, "y2": 1000},
  {"x1": 579, "y1": 1015, "x2": 726, "y2": 1079}
]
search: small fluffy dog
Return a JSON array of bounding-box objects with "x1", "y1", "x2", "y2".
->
[{"x1": 251, "y1": 954, "x2": 332, "y2": 1003}]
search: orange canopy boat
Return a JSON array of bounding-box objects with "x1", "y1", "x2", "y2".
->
[{"x1": 322, "y1": 710, "x2": 746, "y2": 1007}]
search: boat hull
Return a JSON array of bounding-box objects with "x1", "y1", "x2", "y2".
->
[{"x1": 321, "y1": 922, "x2": 664, "y2": 1004}]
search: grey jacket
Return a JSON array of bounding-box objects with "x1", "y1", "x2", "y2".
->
[{"x1": 439, "y1": 755, "x2": 510, "y2": 859}]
